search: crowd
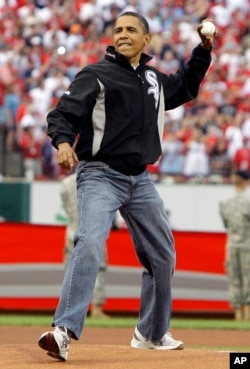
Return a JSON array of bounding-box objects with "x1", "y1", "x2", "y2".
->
[{"x1": 1, "y1": 0, "x2": 250, "y2": 183}]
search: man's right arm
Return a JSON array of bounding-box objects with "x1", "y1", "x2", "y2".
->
[
  {"x1": 47, "y1": 70, "x2": 100, "y2": 149},
  {"x1": 46, "y1": 70, "x2": 100, "y2": 169}
]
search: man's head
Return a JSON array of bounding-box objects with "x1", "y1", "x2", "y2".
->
[
  {"x1": 232, "y1": 169, "x2": 250, "y2": 189},
  {"x1": 117, "y1": 12, "x2": 150, "y2": 35},
  {"x1": 113, "y1": 12, "x2": 151, "y2": 66}
]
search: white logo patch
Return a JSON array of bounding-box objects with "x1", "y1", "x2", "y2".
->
[
  {"x1": 64, "y1": 90, "x2": 70, "y2": 95},
  {"x1": 145, "y1": 70, "x2": 159, "y2": 109}
]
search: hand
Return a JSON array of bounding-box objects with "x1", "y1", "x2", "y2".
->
[
  {"x1": 57, "y1": 142, "x2": 79, "y2": 170},
  {"x1": 197, "y1": 19, "x2": 217, "y2": 50}
]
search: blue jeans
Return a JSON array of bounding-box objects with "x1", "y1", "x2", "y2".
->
[{"x1": 53, "y1": 161, "x2": 175, "y2": 342}]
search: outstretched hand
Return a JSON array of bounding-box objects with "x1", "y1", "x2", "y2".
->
[
  {"x1": 197, "y1": 19, "x2": 217, "y2": 50},
  {"x1": 57, "y1": 142, "x2": 79, "y2": 170}
]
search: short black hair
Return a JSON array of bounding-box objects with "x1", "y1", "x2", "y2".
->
[{"x1": 117, "y1": 12, "x2": 150, "y2": 34}]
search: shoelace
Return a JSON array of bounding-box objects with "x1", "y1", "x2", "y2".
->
[{"x1": 55, "y1": 326, "x2": 70, "y2": 347}]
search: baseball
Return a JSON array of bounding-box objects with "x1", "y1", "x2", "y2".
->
[{"x1": 201, "y1": 21, "x2": 216, "y2": 36}]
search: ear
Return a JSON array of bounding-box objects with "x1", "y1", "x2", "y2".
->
[{"x1": 144, "y1": 33, "x2": 151, "y2": 46}]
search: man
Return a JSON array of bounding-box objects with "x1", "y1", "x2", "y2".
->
[
  {"x1": 38, "y1": 12, "x2": 214, "y2": 361},
  {"x1": 61, "y1": 173, "x2": 110, "y2": 319},
  {"x1": 232, "y1": 138, "x2": 250, "y2": 174},
  {"x1": 219, "y1": 169, "x2": 250, "y2": 321}
]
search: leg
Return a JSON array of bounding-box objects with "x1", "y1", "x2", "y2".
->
[
  {"x1": 240, "y1": 250, "x2": 250, "y2": 320},
  {"x1": 120, "y1": 170, "x2": 175, "y2": 342},
  {"x1": 226, "y1": 248, "x2": 243, "y2": 318},
  {"x1": 52, "y1": 162, "x2": 120, "y2": 339},
  {"x1": 38, "y1": 162, "x2": 125, "y2": 360}
]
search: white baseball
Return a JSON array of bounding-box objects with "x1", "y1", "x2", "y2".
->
[{"x1": 201, "y1": 21, "x2": 216, "y2": 36}]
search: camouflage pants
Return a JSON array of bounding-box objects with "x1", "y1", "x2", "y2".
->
[
  {"x1": 226, "y1": 248, "x2": 250, "y2": 308},
  {"x1": 91, "y1": 248, "x2": 107, "y2": 306}
]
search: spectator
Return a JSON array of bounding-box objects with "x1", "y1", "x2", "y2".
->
[
  {"x1": 224, "y1": 116, "x2": 244, "y2": 161},
  {"x1": 41, "y1": 134, "x2": 57, "y2": 179},
  {"x1": 3, "y1": 84, "x2": 21, "y2": 152},
  {"x1": 64, "y1": 23, "x2": 84, "y2": 52},
  {"x1": 42, "y1": 19, "x2": 67, "y2": 50},
  {"x1": 28, "y1": 79, "x2": 52, "y2": 119},
  {"x1": 44, "y1": 68, "x2": 71, "y2": 99},
  {"x1": 209, "y1": 0, "x2": 232, "y2": 31},
  {"x1": 232, "y1": 138, "x2": 250, "y2": 174},
  {"x1": 183, "y1": 126, "x2": 210, "y2": 179},
  {"x1": 209, "y1": 136, "x2": 231, "y2": 181},
  {"x1": 159, "y1": 130, "x2": 184, "y2": 182},
  {"x1": 0, "y1": 94, "x2": 14, "y2": 153},
  {"x1": 18, "y1": 123, "x2": 42, "y2": 179},
  {"x1": 241, "y1": 116, "x2": 250, "y2": 143},
  {"x1": 146, "y1": 5, "x2": 163, "y2": 34},
  {"x1": 158, "y1": 49, "x2": 180, "y2": 74},
  {"x1": 184, "y1": 0, "x2": 210, "y2": 22}
]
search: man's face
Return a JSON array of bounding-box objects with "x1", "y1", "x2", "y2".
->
[{"x1": 113, "y1": 15, "x2": 151, "y2": 65}]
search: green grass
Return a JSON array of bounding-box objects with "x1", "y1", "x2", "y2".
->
[
  {"x1": 170, "y1": 318, "x2": 250, "y2": 330},
  {"x1": 0, "y1": 314, "x2": 250, "y2": 330}
]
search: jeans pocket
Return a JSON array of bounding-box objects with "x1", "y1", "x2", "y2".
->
[
  {"x1": 77, "y1": 161, "x2": 109, "y2": 185},
  {"x1": 78, "y1": 160, "x2": 109, "y2": 171}
]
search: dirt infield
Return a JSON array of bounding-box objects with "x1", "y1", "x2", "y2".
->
[{"x1": 0, "y1": 326, "x2": 249, "y2": 369}]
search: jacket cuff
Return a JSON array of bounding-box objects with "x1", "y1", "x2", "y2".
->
[
  {"x1": 194, "y1": 44, "x2": 212, "y2": 57},
  {"x1": 54, "y1": 136, "x2": 72, "y2": 149}
]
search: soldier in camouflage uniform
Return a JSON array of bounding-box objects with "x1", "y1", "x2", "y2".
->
[
  {"x1": 61, "y1": 172, "x2": 109, "y2": 318},
  {"x1": 219, "y1": 169, "x2": 250, "y2": 320}
]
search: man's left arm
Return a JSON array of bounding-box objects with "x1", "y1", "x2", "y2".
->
[
  {"x1": 162, "y1": 19, "x2": 216, "y2": 110},
  {"x1": 162, "y1": 45, "x2": 212, "y2": 110}
]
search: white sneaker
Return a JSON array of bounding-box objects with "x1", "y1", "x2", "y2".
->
[
  {"x1": 131, "y1": 327, "x2": 184, "y2": 350},
  {"x1": 38, "y1": 326, "x2": 71, "y2": 361}
]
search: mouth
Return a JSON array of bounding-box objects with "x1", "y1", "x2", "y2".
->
[{"x1": 118, "y1": 42, "x2": 131, "y2": 47}]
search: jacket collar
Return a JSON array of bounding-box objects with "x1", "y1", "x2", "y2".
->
[{"x1": 105, "y1": 46, "x2": 152, "y2": 69}]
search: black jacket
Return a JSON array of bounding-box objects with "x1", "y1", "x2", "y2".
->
[{"x1": 47, "y1": 45, "x2": 211, "y2": 175}]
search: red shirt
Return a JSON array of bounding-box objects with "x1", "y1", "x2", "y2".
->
[
  {"x1": 19, "y1": 131, "x2": 41, "y2": 158},
  {"x1": 233, "y1": 147, "x2": 250, "y2": 172}
]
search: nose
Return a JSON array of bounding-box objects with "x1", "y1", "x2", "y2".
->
[{"x1": 119, "y1": 28, "x2": 128, "y2": 38}]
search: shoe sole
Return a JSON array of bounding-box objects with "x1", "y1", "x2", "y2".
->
[
  {"x1": 47, "y1": 351, "x2": 66, "y2": 361},
  {"x1": 38, "y1": 332, "x2": 66, "y2": 361},
  {"x1": 131, "y1": 338, "x2": 184, "y2": 350}
]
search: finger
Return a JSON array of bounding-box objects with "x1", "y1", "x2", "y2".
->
[
  {"x1": 67, "y1": 156, "x2": 74, "y2": 169},
  {"x1": 58, "y1": 153, "x2": 68, "y2": 166},
  {"x1": 72, "y1": 152, "x2": 79, "y2": 164},
  {"x1": 58, "y1": 154, "x2": 71, "y2": 169}
]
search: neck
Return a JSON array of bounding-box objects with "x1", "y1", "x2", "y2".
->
[
  {"x1": 236, "y1": 184, "x2": 248, "y2": 191},
  {"x1": 131, "y1": 62, "x2": 139, "y2": 69}
]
